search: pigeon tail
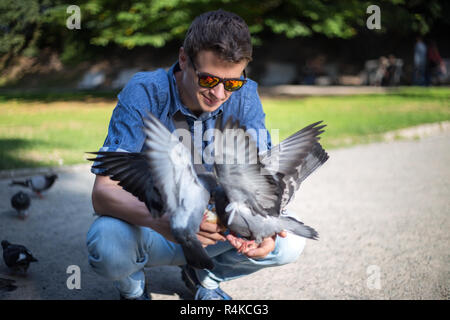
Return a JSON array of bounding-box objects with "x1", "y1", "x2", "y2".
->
[
  {"x1": 279, "y1": 216, "x2": 319, "y2": 240},
  {"x1": 27, "y1": 255, "x2": 38, "y2": 263},
  {"x1": 180, "y1": 236, "x2": 215, "y2": 270},
  {"x1": 9, "y1": 180, "x2": 29, "y2": 188}
]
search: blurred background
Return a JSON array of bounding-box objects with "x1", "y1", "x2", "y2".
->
[{"x1": 1, "y1": 0, "x2": 450, "y2": 89}]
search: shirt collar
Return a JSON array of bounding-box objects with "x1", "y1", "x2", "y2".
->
[{"x1": 168, "y1": 61, "x2": 223, "y2": 122}]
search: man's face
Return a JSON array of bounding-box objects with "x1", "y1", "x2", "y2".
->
[{"x1": 177, "y1": 49, "x2": 248, "y2": 114}]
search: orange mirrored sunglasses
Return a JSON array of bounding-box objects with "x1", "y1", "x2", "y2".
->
[{"x1": 189, "y1": 56, "x2": 247, "y2": 92}]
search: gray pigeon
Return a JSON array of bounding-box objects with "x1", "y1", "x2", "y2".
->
[
  {"x1": 212, "y1": 117, "x2": 328, "y2": 246},
  {"x1": 1, "y1": 240, "x2": 38, "y2": 273},
  {"x1": 10, "y1": 174, "x2": 58, "y2": 198},
  {"x1": 87, "y1": 113, "x2": 216, "y2": 270},
  {"x1": 11, "y1": 191, "x2": 31, "y2": 219}
]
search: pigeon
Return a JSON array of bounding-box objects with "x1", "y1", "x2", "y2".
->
[
  {"x1": 1, "y1": 240, "x2": 38, "y2": 274},
  {"x1": 212, "y1": 116, "x2": 328, "y2": 249},
  {"x1": 87, "y1": 113, "x2": 217, "y2": 270},
  {"x1": 10, "y1": 174, "x2": 58, "y2": 198},
  {"x1": 0, "y1": 277, "x2": 17, "y2": 292},
  {"x1": 11, "y1": 191, "x2": 31, "y2": 219}
]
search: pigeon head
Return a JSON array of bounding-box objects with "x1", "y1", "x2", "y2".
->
[
  {"x1": 16, "y1": 191, "x2": 28, "y2": 201},
  {"x1": 1, "y1": 240, "x2": 10, "y2": 249}
]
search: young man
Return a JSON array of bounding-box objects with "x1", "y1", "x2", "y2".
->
[{"x1": 87, "y1": 9, "x2": 305, "y2": 300}]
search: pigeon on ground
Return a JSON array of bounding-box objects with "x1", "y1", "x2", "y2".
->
[
  {"x1": 87, "y1": 113, "x2": 217, "y2": 270},
  {"x1": 0, "y1": 277, "x2": 17, "y2": 292},
  {"x1": 212, "y1": 117, "x2": 328, "y2": 249},
  {"x1": 11, "y1": 191, "x2": 31, "y2": 219},
  {"x1": 1, "y1": 240, "x2": 38, "y2": 274},
  {"x1": 10, "y1": 174, "x2": 58, "y2": 198}
]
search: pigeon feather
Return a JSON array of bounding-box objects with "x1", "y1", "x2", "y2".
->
[
  {"x1": 213, "y1": 117, "x2": 328, "y2": 243},
  {"x1": 87, "y1": 113, "x2": 215, "y2": 270}
]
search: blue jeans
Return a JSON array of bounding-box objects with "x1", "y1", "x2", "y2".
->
[{"x1": 86, "y1": 215, "x2": 306, "y2": 299}]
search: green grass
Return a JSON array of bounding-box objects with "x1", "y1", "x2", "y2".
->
[
  {"x1": 0, "y1": 100, "x2": 115, "y2": 169},
  {"x1": 264, "y1": 87, "x2": 450, "y2": 149},
  {"x1": 0, "y1": 87, "x2": 449, "y2": 170}
]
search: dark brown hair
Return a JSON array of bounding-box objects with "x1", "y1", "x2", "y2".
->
[{"x1": 183, "y1": 10, "x2": 252, "y2": 64}]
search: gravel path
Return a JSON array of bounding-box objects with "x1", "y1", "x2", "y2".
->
[{"x1": 0, "y1": 132, "x2": 449, "y2": 300}]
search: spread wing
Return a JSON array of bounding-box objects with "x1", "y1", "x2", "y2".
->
[
  {"x1": 144, "y1": 113, "x2": 215, "y2": 270},
  {"x1": 213, "y1": 116, "x2": 281, "y2": 217},
  {"x1": 259, "y1": 121, "x2": 328, "y2": 210},
  {"x1": 142, "y1": 112, "x2": 205, "y2": 215},
  {"x1": 87, "y1": 151, "x2": 164, "y2": 217}
]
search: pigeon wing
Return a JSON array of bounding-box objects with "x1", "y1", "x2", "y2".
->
[
  {"x1": 87, "y1": 151, "x2": 164, "y2": 217},
  {"x1": 259, "y1": 121, "x2": 326, "y2": 176},
  {"x1": 143, "y1": 113, "x2": 203, "y2": 215},
  {"x1": 259, "y1": 122, "x2": 328, "y2": 209},
  {"x1": 213, "y1": 117, "x2": 280, "y2": 217},
  {"x1": 278, "y1": 142, "x2": 329, "y2": 209}
]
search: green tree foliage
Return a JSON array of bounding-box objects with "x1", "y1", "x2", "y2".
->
[
  {"x1": 0, "y1": 0, "x2": 44, "y2": 69},
  {"x1": 0, "y1": 0, "x2": 448, "y2": 66}
]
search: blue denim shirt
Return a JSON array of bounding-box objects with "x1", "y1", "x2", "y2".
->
[{"x1": 91, "y1": 62, "x2": 271, "y2": 174}]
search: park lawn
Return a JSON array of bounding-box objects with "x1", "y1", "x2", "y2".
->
[
  {"x1": 0, "y1": 100, "x2": 115, "y2": 169},
  {"x1": 0, "y1": 87, "x2": 449, "y2": 170},
  {"x1": 263, "y1": 89, "x2": 450, "y2": 148}
]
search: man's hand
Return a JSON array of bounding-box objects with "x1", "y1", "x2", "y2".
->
[
  {"x1": 197, "y1": 220, "x2": 227, "y2": 247},
  {"x1": 152, "y1": 214, "x2": 226, "y2": 247},
  {"x1": 226, "y1": 231, "x2": 288, "y2": 259}
]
